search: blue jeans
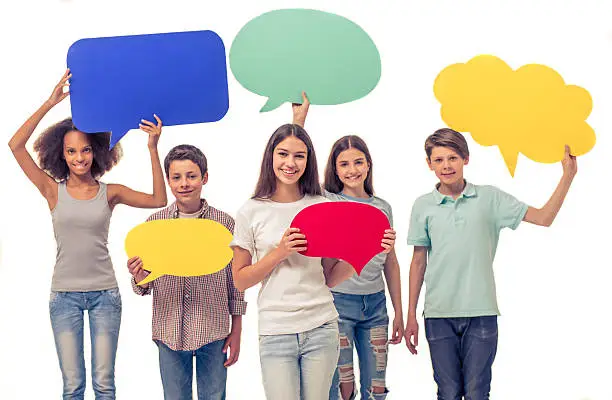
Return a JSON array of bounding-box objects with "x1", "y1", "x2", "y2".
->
[
  {"x1": 156, "y1": 339, "x2": 227, "y2": 400},
  {"x1": 425, "y1": 316, "x2": 498, "y2": 400},
  {"x1": 49, "y1": 288, "x2": 122, "y2": 400},
  {"x1": 329, "y1": 291, "x2": 389, "y2": 400},
  {"x1": 259, "y1": 319, "x2": 340, "y2": 400}
]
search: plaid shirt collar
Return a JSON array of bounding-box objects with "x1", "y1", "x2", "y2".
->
[{"x1": 169, "y1": 199, "x2": 210, "y2": 219}]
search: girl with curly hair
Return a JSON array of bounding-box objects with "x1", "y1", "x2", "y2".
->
[{"x1": 8, "y1": 69, "x2": 168, "y2": 399}]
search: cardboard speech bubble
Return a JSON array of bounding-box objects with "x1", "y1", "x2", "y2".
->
[
  {"x1": 67, "y1": 30, "x2": 229, "y2": 148},
  {"x1": 230, "y1": 9, "x2": 381, "y2": 112},
  {"x1": 434, "y1": 55, "x2": 595, "y2": 176},
  {"x1": 290, "y1": 202, "x2": 390, "y2": 275},
  {"x1": 125, "y1": 219, "x2": 233, "y2": 285}
]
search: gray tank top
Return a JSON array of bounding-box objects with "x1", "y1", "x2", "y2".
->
[{"x1": 51, "y1": 181, "x2": 117, "y2": 291}]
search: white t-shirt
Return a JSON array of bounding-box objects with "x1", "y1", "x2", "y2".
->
[{"x1": 230, "y1": 194, "x2": 338, "y2": 335}]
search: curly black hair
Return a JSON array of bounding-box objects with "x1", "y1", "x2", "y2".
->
[{"x1": 33, "y1": 118, "x2": 122, "y2": 181}]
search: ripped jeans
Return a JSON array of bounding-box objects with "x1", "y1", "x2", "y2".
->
[{"x1": 329, "y1": 291, "x2": 389, "y2": 400}]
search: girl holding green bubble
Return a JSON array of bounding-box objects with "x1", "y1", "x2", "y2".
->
[{"x1": 8, "y1": 69, "x2": 167, "y2": 399}]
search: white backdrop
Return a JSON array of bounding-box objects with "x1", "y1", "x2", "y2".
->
[{"x1": 0, "y1": 1, "x2": 610, "y2": 399}]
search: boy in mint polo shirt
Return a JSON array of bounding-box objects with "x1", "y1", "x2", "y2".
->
[{"x1": 404, "y1": 128, "x2": 577, "y2": 399}]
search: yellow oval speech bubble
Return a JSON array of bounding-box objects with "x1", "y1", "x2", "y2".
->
[
  {"x1": 434, "y1": 55, "x2": 595, "y2": 176},
  {"x1": 125, "y1": 219, "x2": 233, "y2": 285}
]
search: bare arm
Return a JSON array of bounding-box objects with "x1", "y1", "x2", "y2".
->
[
  {"x1": 108, "y1": 115, "x2": 167, "y2": 209},
  {"x1": 383, "y1": 248, "x2": 404, "y2": 344},
  {"x1": 231, "y1": 228, "x2": 306, "y2": 291},
  {"x1": 523, "y1": 145, "x2": 577, "y2": 227},
  {"x1": 8, "y1": 70, "x2": 71, "y2": 207},
  {"x1": 322, "y1": 258, "x2": 354, "y2": 288},
  {"x1": 405, "y1": 246, "x2": 427, "y2": 354},
  {"x1": 292, "y1": 92, "x2": 310, "y2": 127}
]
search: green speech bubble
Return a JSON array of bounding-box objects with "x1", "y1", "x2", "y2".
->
[{"x1": 230, "y1": 9, "x2": 381, "y2": 112}]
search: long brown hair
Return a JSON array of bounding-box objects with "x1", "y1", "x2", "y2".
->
[
  {"x1": 252, "y1": 124, "x2": 322, "y2": 199},
  {"x1": 324, "y1": 135, "x2": 374, "y2": 196}
]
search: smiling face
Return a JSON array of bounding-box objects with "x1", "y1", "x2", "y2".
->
[
  {"x1": 63, "y1": 130, "x2": 94, "y2": 177},
  {"x1": 168, "y1": 159, "x2": 207, "y2": 210},
  {"x1": 272, "y1": 136, "x2": 308, "y2": 188},
  {"x1": 427, "y1": 145, "x2": 469, "y2": 187},
  {"x1": 335, "y1": 147, "x2": 370, "y2": 193}
]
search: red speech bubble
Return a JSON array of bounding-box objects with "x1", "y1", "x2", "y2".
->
[{"x1": 290, "y1": 201, "x2": 390, "y2": 275}]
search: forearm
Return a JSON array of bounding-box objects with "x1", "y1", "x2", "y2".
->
[
  {"x1": 323, "y1": 258, "x2": 354, "y2": 288},
  {"x1": 383, "y1": 250, "x2": 403, "y2": 317},
  {"x1": 407, "y1": 260, "x2": 426, "y2": 319},
  {"x1": 147, "y1": 146, "x2": 167, "y2": 207},
  {"x1": 537, "y1": 173, "x2": 575, "y2": 226},
  {"x1": 234, "y1": 248, "x2": 284, "y2": 291},
  {"x1": 230, "y1": 315, "x2": 242, "y2": 333},
  {"x1": 9, "y1": 101, "x2": 53, "y2": 151},
  {"x1": 131, "y1": 275, "x2": 151, "y2": 295}
]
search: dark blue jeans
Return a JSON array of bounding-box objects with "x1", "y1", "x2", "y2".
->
[
  {"x1": 156, "y1": 339, "x2": 227, "y2": 400},
  {"x1": 425, "y1": 316, "x2": 498, "y2": 400}
]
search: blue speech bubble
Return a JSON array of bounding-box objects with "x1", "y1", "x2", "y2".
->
[{"x1": 67, "y1": 30, "x2": 229, "y2": 148}]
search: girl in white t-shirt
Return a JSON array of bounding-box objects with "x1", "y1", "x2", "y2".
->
[{"x1": 231, "y1": 96, "x2": 390, "y2": 400}]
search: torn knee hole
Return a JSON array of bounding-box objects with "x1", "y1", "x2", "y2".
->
[
  {"x1": 370, "y1": 379, "x2": 387, "y2": 395},
  {"x1": 339, "y1": 335, "x2": 351, "y2": 349},
  {"x1": 338, "y1": 364, "x2": 355, "y2": 383}
]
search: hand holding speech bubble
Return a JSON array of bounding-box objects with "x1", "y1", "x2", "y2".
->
[
  {"x1": 67, "y1": 30, "x2": 229, "y2": 148},
  {"x1": 434, "y1": 55, "x2": 595, "y2": 176},
  {"x1": 290, "y1": 202, "x2": 390, "y2": 275},
  {"x1": 125, "y1": 219, "x2": 233, "y2": 285},
  {"x1": 230, "y1": 9, "x2": 381, "y2": 112}
]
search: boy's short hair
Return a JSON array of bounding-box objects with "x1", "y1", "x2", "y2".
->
[
  {"x1": 425, "y1": 128, "x2": 470, "y2": 160},
  {"x1": 164, "y1": 144, "x2": 208, "y2": 177}
]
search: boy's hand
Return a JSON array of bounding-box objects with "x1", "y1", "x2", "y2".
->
[
  {"x1": 389, "y1": 314, "x2": 405, "y2": 345},
  {"x1": 127, "y1": 256, "x2": 150, "y2": 283},
  {"x1": 292, "y1": 91, "x2": 310, "y2": 127},
  {"x1": 223, "y1": 328, "x2": 241, "y2": 367},
  {"x1": 404, "y1": 317, "x2": 419, "y2": 355},
  {"x1": 381, "y1": 229, "x2": 396, "y2": 254},
  {"x1": 140, "y1": 114, "x2": 163, "y2": 149},
  {"x1": 562, "y1": 145, "x2": 577, "y2": 179}
]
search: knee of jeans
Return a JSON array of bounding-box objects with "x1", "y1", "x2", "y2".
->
[
  {"x1": 338, "y1": 363, "x2": 355, "y2": 384},
  {"x1": 370, "y1": 326, "x2": 388, "y2": 372},
  {"x1": 366, "y1": 379, "x2": 389, "y2": 400}
]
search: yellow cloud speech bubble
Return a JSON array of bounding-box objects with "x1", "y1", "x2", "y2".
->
[
  {"x1": 125, "y1": 219, "x2": 233, "y2": 285},
  {"x1": 434, "y1": 55, "x2": 595, "y2": 176}
]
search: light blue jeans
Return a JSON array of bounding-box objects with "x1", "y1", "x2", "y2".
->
[
  {"x1": 156, "y1": 339, "x2": 227, "y2": 400},
  {"x1": 329, "y1": 291, "x2": 389, "y2": 400},
  {"x1": 49, "y1": 288, "x2": 122, "y2": 400},
  {"x1": 259, "y1": 319, "x2": 340, "y2": 400}
]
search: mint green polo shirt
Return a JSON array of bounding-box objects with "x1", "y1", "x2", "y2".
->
[{"x1": 407, "y1": 182, "x2": 528, "y2": 318}]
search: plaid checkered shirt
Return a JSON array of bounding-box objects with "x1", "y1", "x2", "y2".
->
[{"x1": 131, "y1": 199, "x2": 247, "y2": 351}]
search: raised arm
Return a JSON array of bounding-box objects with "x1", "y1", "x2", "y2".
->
[
  {"x1": 8, "y1": 70, "x2": 70, "y2": 207},
  {"x1": 107, "y1": 114, "x2": 167, "y2": 209},
  {"x1": 523, "y1": 145, "x2": 577, "y2": 227},
  {"x1": 231, "y1": 227, "x2": 307, "y2": 291},
  {"x1": 405, "y1": 246, "x2": 427, "y2": 355},
  {"x1": 292, "y1": 92, "x2": 310, "y2": 127}
]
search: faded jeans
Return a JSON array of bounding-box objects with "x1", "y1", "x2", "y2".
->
[
  {"x1": 49, "y1": 288, "x2": 122, "y2": 400},
  {"x1": 259, "y1": 319, "x2": 340, "y2": 400}
]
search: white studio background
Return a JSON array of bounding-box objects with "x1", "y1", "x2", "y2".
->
[{"x1": 0, "y1": 0, "x2": 610, "y2": 399}]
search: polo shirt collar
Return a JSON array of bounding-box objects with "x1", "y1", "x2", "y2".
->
[{"x1": 432, "y1": 181, "x2": 476, "y2": 204}]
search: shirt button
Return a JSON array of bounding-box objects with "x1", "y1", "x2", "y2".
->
[{"x1": 185, "y1": 294, "x2": 190, "y2": 299}]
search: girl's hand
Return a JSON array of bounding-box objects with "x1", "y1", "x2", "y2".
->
[
  {"x1": 381, "y1": 228, "x2": 396, "y2": 254},
  {"x1": 389, "y1": 314, "x2": 405, "y2": 345},
  {"x1": 404, "y1": 317, "x2": 419, "y2": 355},
  {"x1": 276, "y1": 227, "x2": 307, "y2": 260},
  {"x1": 140, "y1": 114, "x2": 163, "y2": 149},
  {"x1": 46, "y1": 69, "x2": 71, "y2": 107},
  {"x1": 292, "y1": 92, "x2": 310, "y2": 127}
]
